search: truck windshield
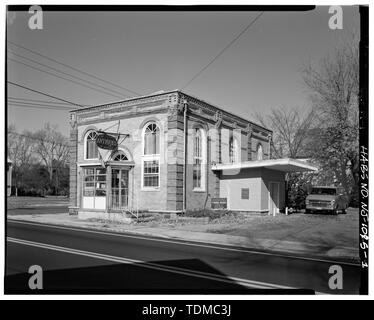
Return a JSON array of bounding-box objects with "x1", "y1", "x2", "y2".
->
[{"x1": 311, "y1": 188, "x2": 336, "y2": 195}]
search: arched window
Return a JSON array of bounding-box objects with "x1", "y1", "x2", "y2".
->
[
  {"x1": 143, "y1": 122, "x2": 160, "y2": 155},
  {"x1": 112, "y1": 151, "x2": 128, "y2": 161},
  {"x1": 142, "y1": 122, "x2": 160, "y2": 189},
  {"x1": 85, "y1": 130, "x2": 98, "y2": 159},
  {"x1": 257, "y1": 143, "x2": 263, "y2": 160},
  {"x1": 229, "y1": 137, "x2": 239, "y2": 163},
  {"x1": 193, "y1": 128, "x2": 206, "y2": 190}
]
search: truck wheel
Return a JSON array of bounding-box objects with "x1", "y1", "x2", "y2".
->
[{"x1": 305, "y1": 209, "x2": 311, "y2": 214}]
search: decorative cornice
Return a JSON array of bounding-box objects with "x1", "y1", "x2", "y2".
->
[
  {"x1": 244, "y1": 123, "x2": 253, "y2": 136},
  {"x1": 179, "y1": 92, "x2": 270, "y2": 133},
  {"x1": 75, "y1": 92, "x2": 173, "y2": 116},
  {"x1": 77, "y1": 106, "x2": 168, "y2": 126},
  {"x1": 167, "y1": 103, "x2": 184, "y2": 118},
  {"x1": 72, "y1": 90, "x2": 272, "y2": 135}
]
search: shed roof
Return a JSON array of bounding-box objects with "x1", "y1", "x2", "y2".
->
[{"x1": 211, "y1": 158, "x2": 318, "y2": 173}]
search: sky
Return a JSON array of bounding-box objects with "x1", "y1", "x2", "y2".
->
[{"x1": 7, "y1": 6, "x2": 360, "y2": 136}]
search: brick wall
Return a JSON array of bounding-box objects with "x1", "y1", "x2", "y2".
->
[
  {"x1": 166, "y1": 106, "x2": 184, "y2": 211},
  {"x1": 76, "y1": 112, "x2": 169, "y2": 212},
  {"x1": 69, "y1": 114, "x2": 78, "y2": 214}
]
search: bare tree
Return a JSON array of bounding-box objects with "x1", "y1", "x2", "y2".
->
[
  {"x1": 8, "y1": 125, "x2": 37, "y2": 193},
  {"x1": 254, "y1": 107, "x2": 317, "y2": 209},
  {"x1": 8, "y1": 125, "x2": 35, "y2": 166},
  {"x1": 254, "y1": 106, "x2": 316, "y2": 159},
  {"x1": 301, "y1": 36, "x2": 359, "y2": 195},
  {"x1": 32, "y1": 123, "x2": 69, "y2": 193}
]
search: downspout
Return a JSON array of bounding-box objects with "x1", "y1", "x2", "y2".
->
[
  {"x1": 203, "y1": 133, "x2": 210, "y2": 210},
  {"x1": 182, "y1": 99, "x2": 188, "y2": 213}
]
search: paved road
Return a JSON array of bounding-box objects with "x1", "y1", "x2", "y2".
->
[{"x1": 6, "y1": 219, "x2": 361, "y2": 294}]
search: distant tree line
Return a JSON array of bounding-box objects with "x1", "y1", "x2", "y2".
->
[
  {"x1": 7, "y1": 123, "x2": 69, "y2": 197},
  {"x1": 255, "y1": 35, "x2": 359, "y2": 208}
]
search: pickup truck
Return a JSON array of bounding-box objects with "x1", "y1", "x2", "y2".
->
[{"x1": 305, "y1": 186, "x2": 349, "y2": 215}]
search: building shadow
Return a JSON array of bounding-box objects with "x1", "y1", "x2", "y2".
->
[{"x1": 4, "y1": 258, "x2": 312, "y2": 294}]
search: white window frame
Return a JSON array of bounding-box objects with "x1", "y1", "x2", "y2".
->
[
  {"x1": 141, "y1": 156, "x2": 160, "y2": 190},
  {"x1": 193, "y1": 127, "x2": 206, "y2": 192},
  {"x1": 141, "y1": 122, "x2": 161, "y2": 191},
  {"x1": 84, "y1": 130, "x2": 99, "y2": 160}
]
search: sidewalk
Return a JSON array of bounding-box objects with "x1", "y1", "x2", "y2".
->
[{"x1": 7, "y1": 212, "x2": 359, "y2": 264}]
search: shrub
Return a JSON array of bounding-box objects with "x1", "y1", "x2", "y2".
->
[{"x1": 185, "y1": 209, "x2": 232, "y2": 220}]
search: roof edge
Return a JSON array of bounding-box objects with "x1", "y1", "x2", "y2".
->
[
  {"x1": 70, "y1": 89, "x2": 272, "y2": 133},
  {"x1": 212, "y1": 158, "x2": 318, "y2": 172}
]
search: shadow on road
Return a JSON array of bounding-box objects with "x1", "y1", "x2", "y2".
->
[{"x1": 5, "y1": 258, "x2": 313, "y2": 295}]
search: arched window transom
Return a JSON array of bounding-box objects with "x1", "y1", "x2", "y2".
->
[
  {"x1": 113, "y1": 152, "x2": 128, "y2": 161},
  {"x1": 144, "y1": 123, "x2": 160, "y2": 155}
]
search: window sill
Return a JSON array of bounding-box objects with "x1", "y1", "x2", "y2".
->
[{"x1": 141, "y1": 187, "x2": 161, "y2": 192}]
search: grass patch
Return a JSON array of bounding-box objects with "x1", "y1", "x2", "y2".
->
[{"x1": 184, "y1": 209, "x2": 236, "y2": 221}]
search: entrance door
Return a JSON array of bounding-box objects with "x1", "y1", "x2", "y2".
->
[
  {"x1": 269, "y1": 182, "x2": 279, "y2": 216},
  {"x1": 111, "y1": 169, "x2": 129, "y2": 210},
  {"x1": 82, "y1": 168, "x2": 107, "y2": 210}
]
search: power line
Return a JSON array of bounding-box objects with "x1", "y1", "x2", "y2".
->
[
  {"x1": 8, "y1": 100, "x2": 73, "y2": 109},
  {"x1": 8, "y1": 103, "x2": 74, "y2": 112},
  {"x1": 8, "y1": 50, "x2": 131, "y2": 99},
  {"x1": 8, "y1": 96, "x2": 75, "y2": 106},
  {"x1": 7, "y1": 81, "x2": 86, "y2": 108},
  {"x1": 8, "y1": 97, "x2": 76, "y2": 110},
  {"x1": 8, "y1": 99, "x2": 75, "y2": 109},
  {"x1": 181, "y1": 12, "x2": 264, "y2": 90},
  {"x1": 8, "y1": 57, "x2": 126, "y2": 99},
  {"x1": 9, "y1": 104, "x2": 70, "y2": 111},
  {"x1": 8, "y1": 40, "x2": 142, "y2": 96}
]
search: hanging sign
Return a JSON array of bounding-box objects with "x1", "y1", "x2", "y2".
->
[{"x1": 96, "y1": 133, "x2": 118, "y2": 150}]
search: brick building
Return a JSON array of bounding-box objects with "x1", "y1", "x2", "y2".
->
[{"x1": 68, "y1": 90, "x2": 315, "y2": 218}]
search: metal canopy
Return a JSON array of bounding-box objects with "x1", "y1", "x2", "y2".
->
[{"x1": 211, "y1": 158, "x2": 318, "y2": 173}]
